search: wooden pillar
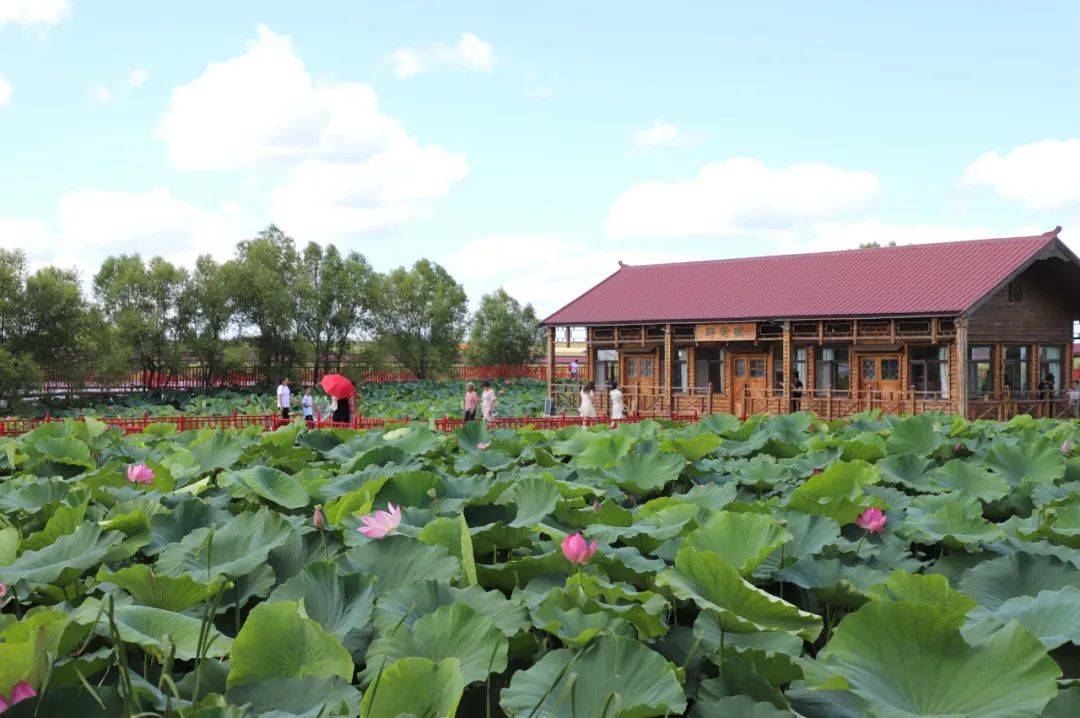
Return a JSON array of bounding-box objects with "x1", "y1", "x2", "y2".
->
[
  {"x1": 1031, "y1": 343, "x2": 1041, "y2": 392},
  {"x1": 993, "y1": 344, "x2": 1004, "y2": 396},
  {"x1": 1067, "y1": 340, "x2": 1075, "y2": 388},
  {"x1": 545, "y1": 327, "x2": 556, "y2": 398},
  {"x1": 955, "y1": 317, "x2": 968, "y2": 418},
  {"x1": 585, "y1": 329, "x2": 595, "y2": 384},
  {"x1": 663, "y1": 324, "x2": 673, "y2": 415},
  {"x1": 806, "y1": 345, "x2": 816, "y2": 399},
  {"x1": 781, "y1": 322, "x2": 792, "y2": 413}
]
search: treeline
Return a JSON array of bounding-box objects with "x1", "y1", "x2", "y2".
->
[{"x1": 0, "y1": 225, "x2": 543, "y2": 402}]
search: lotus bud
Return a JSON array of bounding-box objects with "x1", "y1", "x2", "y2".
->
[
  {"x1": 561, "y1": 532, "x2": 599, "y2": 565},
  {"x1": 312, "y1": 505, "x2": 325, "y2": 530}
]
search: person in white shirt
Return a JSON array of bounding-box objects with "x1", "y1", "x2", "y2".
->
[
  {"x1": 569, "y1": 360, "x2": 579, "y2": 380},
  {"x1": 609, "y1": 382, "x2": 624, "y2": 420},
  {"x1": 302, "y1": 386, "x2": 315, "y2": 426},
  {"x1": 276, "y1": 378, "x2": 291, "y2": 419},
  {"x1": 481, "y1": 381, "x2": 497, "y2": 422},
  {"x1": 579, "y1": 381, "x2": 597, "y2": 419},
  {"x1": 1068, "y1": 381, "x2": 1080, "y2": 418}
]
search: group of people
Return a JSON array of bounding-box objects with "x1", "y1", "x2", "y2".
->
[
  {"x1": 276, "y1": 378, "x2": 351, "y2": 425},
  {"x1": 462, "y1": 381, "x2": 499, "y2": 421},
  {"x1": 576, "y1": 381, "x2": 625, "y2": 419}
]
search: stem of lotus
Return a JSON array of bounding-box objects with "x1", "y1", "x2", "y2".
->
[{"x1": 681, "y1": 635, "x2": 703, "y2": 671}]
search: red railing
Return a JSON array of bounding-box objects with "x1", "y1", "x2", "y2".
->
[{"x1": 0, "y1": 411, "x2": 700, "y2": 438}]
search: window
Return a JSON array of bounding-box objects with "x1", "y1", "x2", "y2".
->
[
  {"x1": 968, "y1": 346, "x2": 993, "y2": 395},
  {"x1": 673, "y1": 349, "x2": 689, "y2": 391},
  {"x1": 1008, "y1": 281, "x2": 1024, "y2": 303},
  {"x1": 910, "y1": 346, "x2": 949, "y2": 398},
  {"x1": 749, "y1": 358, "x2": 766, "y2": 378},
  {"x1": 862, "y1": 358, "x2": 877, "y2": 381},
  {"x1": 1040, "y1": 346, "x2": 1062, "y2": 391},
  {"x1": 792, "y1": 348, "x2": 807, "y2": 392},
  {"x1": 735, "y1": 359, "x2": 746, "y2": 378},
  {"x1": 881, "y1": 358, "x2": 900, "y2": 381},
  {"x1": 640, "y1": 358, "x2": 653, "y2": 378},
  {"x1": 595, "y1": 349, "x2": 617, "y2": 388},
  {"x1": 694, "y1": 348, "x2": 724, "y2": 393},
  {"x1": 815, "y1": 346, "x2": 850, "y2": 395},
  {"x1": 1003, "y1": 346, "x2": 1028, "y2": 393}
]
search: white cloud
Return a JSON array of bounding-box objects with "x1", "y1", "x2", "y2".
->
[
  {"x1": 129, "y1": 68, "x2": 149, "y2": 89},
  {"x1": 0, "y1": 74, "x2": 10, "y2": 106},
  {"x1": 388, "y1": 32, "x2": 494, "y2": 78},
  {"x1": 0, "y1": 0, "x2": 70, "y2": 29},
  {"x1": 632, "y1": 119, "x2": 689, "y2": 149},
  {"x1": 605, "y1": 158, "x2": 879, "y2": 238},
  {"x1": 159, "y1": 24, "x2": 467, "y2": 240},
  {"x1": 781, "y1": 221, "x2": 994, "y2": 254},
  {"x1": 0, "y1": 217, "x2": 50, "y2": 253},
  {"x1": 961, "y1": 139, "x2": 1080, "y2": 211},
  {"x1": 89, "y1": 84, "x2": 110, "y2": 104}
]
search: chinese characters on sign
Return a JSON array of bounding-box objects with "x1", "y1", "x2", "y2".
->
[{"x1": 695, "y1": 323, "x2": 757, "y2": 342}]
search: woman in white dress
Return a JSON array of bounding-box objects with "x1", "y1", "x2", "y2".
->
[
  {"x1": 609, "y1": 382, "x2": 625, "y2": 420},
  {"x1": 579, "y1": 381, "x2": 597, "y2": 419}
]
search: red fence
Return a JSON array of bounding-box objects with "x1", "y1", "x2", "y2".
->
[
  {"x1": 0, "y1": 411, "x2": 700, "y2": 438},
  {"x1": 37, "y1": 362, "x2": 574, "y2": 396}
]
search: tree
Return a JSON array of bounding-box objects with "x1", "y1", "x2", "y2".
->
[
  {"x1": 0, "y1": 249, "x2": 27, "y2": 345},
  {"x1": 18, "y1": 267, "x2": 96, "y2": 383},
  {"x1": 373, "y1": 260, "x2": 468, "y2": 379},
  {"x1": 295, "y1": 242, "x2": 378, "y2": 381},
  {"x1": 466, "y1": 289, "x2": 543, "y2": 365},
  {"x1": 94, "y1": 254, "x2": 188, "y2": 385},
  {"x1": 180, "y1": 256, "x2": 235, "y2": 387},
  {"x1": 228, "y1": 225, "x2": 301, "y2": 378},
  {"x1": 859, "y1": 241, "x2": 897, "y2": 248}
]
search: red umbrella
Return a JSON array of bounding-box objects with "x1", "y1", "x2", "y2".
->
[{"x1": 320, "y1": 374, "x2": 356, "y2": 399}]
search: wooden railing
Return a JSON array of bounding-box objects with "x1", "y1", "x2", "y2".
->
[
  {"x1": 966, "y1": 390, "x2": 1080, "y2": 421},
  {"x1": 734, "y1": 388, "x2": 954, "y2": 419},
  {"x1": 549, "y1": 381, "x2": 712, "y2": 417}
]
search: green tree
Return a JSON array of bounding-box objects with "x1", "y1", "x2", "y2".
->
[
  {"x1": 0, "y1": 249, "x2": 27, "y2": 345},
  {"x1": 0, "y1": 347, "x2": 42, "y2": 409},
  {"x1": 18, "y1": 267, "x2": 97, "y2": 384},
  {"x1": 94, "y1": 254, "x2": 188, "y2": 385},
  {"x1": 374, "y1": 260, "x2": 468, "y2": 379},
  {"x1": 228, "y1": 225, "x2": 301, "y2": 378},
  {"x1": 180, "y1": 256, "x2": 236, "y2": 387},
  {"x1": 466, "y1": 289, "x2": 543, "y2": 365},
  {"x1": 295, "y1": 242, "x2": 378, "y2": 381}
]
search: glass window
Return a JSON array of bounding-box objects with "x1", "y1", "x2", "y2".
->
[
  {"x1": 968, "y1": 345, "x2": 993, "y2": 395},
  {"x1": 749, "y1": 359, "x2": 766, "y2": 378},
  {"x1": 694, "y1": 348, "x2": 724, "y2": 393},
  {"x1": 815, "y1": 346, "x2": 850, "y2": 395},
  {"x1": 627, "y1": 360, "x2": 637, "y2": 379},
  {"x1": 1040, "y1": 346, "x2": 1062, "y2": 391},
  {"x1": 595, "y1": 349, "x2": 618, "y2": 389},
  {"x1": 673, "y1": 349, "x2": 689, "y2": 391},
  {"x1": 792, "y1": 347, "x2": 807, "y2": 393},
  {"x1": 862, "y1": 358, "x2": 877, "y2": 381},
  {"x1": 1003, "y1": 346, "x2": 1028, "y2": 393},
  {"x1": 882, "y1": 358, "x2": 900, "y2": 381},
  {"x1": 909, "y1": 346, "x2": 949, "y2": 398},
  {"x1": 735, "y1": 359, "x2": 746, "y2": 378},
  {"x1": 641, "y1": 359, "x2": 653, "y2": 378}
]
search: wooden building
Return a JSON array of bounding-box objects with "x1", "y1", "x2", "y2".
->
[{"x1": 541, "y1": 228, "x2": 1080, "y2": 420}]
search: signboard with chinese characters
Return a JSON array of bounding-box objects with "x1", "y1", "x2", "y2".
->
[{"x1": 695, "y1": 322, "x2": 757, "y2": 342}]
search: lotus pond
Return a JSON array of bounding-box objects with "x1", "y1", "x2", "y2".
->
[{"x1": 2, "y1": 411, "x2": 1080, "y2": 717}]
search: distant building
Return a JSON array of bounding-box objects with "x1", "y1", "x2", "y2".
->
[{"x1": 541, "y1": 228, "x2": 1080, "y2": 419}]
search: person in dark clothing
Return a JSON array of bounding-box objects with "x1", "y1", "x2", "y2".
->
[
  {"x1": 790, "y1": 372, "x2": 803, "y2": 413},
  {"x1": 332, "y1": 395, "x2": 351, "y2": 424}
]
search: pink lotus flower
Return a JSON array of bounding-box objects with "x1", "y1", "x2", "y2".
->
[
  {"x1": 1062, "y1": 441, "x2": 1072, "y2": 455},
  {"x1": 856, "y1": 508, "x2": 887, "y2": 533},
  {"x1": 0, "y1": 583, "x2": 5, "y2": 598},
  {"x1": 561, "y1": 533, "x2": 598, "y2": 564},
  {"x1": 313, "y1": 505, "x2": 326, "y2": 529},
  {"x1": 358, "y1": 503, "x2": 402, "y2": 539},
  {"x1": 477, "y1": 442, "x2": 490, "y2": 450},
  {"x1": 0, "y1": 681, "x2": 36, "y2": 712},
  {"x1": 126, "y1": 463, "x2": 155, "y2": 485}
]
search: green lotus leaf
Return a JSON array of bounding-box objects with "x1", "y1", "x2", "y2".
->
[
  {"x1": 20, "y1": 501, "x2": 87, "y2": 552},
  {"x1": 657, "y1": 546, "x2": 822, "y2": 641},
  {"x1": 373, "y1": 580, "x2": 529, "y2": 638},
  {"x1": 362, "y1": 603, "x2": 507, "y2": 685},
  {"x1": 962, "y1": 586, "x2": 1080, "y2": 650},
  {"x1": 0, "y1": 477, "x2": 70, "y2": 514},
  {"x1": 784, "y1": 682, "x2": 865, "y2": 718},
  {"x1": 1031, "y1": 500, "x2": 1080, "y2": 547},
  {"x1": 866, "y1": 570, "x2": 976, "y2": 622},
  {"x1": 930, "y1": 460, "x2": 1011, "y2": 502},
  {"x1": 359, "y1": 656, "x2": 464, "y2": 718},
  {"x1": 606, "y1": 451, "x2": 685, "y2": 494},
  {"x1": 323, "y1": 476, "x2": 391, "y2": 525},
  {"x1": 958, "y1": 552, "x2": 1080, "y2": 610},
  {"x1": 499, "y1": 475, "x2": 560, "y2": 527},
  {"x1": 0, "y1": 526, "x2": 17, "y2": 565},
  {"x1": 344, "y1": 534, "x2": 459, "y2": 592},
  {"x1": 0, "y1": 523, "x2": 122, "y2": 587},
  {"x1": 226, "y1": 677, "x2": 361, "y2": 718},
  {"x1": 985, "y1": 441, "x2": 1065, "y2": 489},
  {"x1": 755, "y1": 512, "x2": 841, "y2": 577},
  {"x1": 559, "y1": 432, "x2": 634, "y2": 469},
  {"x1": 839, "y1": 432, "x2": 887, "y2": 463},
  {"x1": 1043, "y1": 686, "x2": 1080, "y2": 718},
  {"x1": 527, "y1": 587, "x2": 635, "y2": 647},
  {"x1": 876, "y1": 452, "x2": 937, "y2": 491},
  {"x1": 268, "y1": 561, "x2": 375, "y2": 653},
  {"x1": 499, "y1": 635, "x2": 686, "y2": 718},
  {"x1": 904, "y1": 494, "x2": 1002, "y2": 548},
  {"x1": 661, "y1": 432, "x2": 720, "y2": 461},
  {"x1": 155, "y1": 508, "x2": 298, "y2": 579},
  {"x1": 816, "y1": 600, "x2": 1060, "y2": 717},
  {"x1": 673, "y1": 482, "x2": 738, "y2": 511},
  {"x1": 97, "y1": 564, "x2": 216, "y2": 611},
  {"x1": 776, "y1": 557, "x2": 890, "y2": 610},
  {"x1": 693, "y1": 613, "x2": 804, "y2": 686},
  {"x1": 785, "y1": 460, "x2": 879, "y2": 526},
  {"x1": 190, "y1": 431, "x2": 244, "y2": 473},
  {"x1": 696, "y1": 654, "x2": 790, "y2": 709},
  {"x1": 227, "y1": 600, "x2": 353, "y2": 689},
  {"x1": 684, "y1": 511, "x2": 792, "y2": 576},
  {"x1": 110, "y1": 604, "x2": 232, "y2": 660},
  {"x1": 373, "y1": 469, "x2": 443, "y2": 509},
  {"x1": 728, "y1": 455, "x2": 791, "y2": 490},
  {"x1": 885, "y1": 414, "x2": 945, "y2": 455},
  {"x1": 222, "y1": 465, "x2": 310, "y2": 509},
  {"x1": 690, "y1": 695, "x2": 796, "y2": 717},
  {"x1": 146, "y1": 495, "x2": 230, "y2": 555}
]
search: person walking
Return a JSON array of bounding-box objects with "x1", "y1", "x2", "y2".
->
[
  {"x1": 463, "y1": 382, "x2": 479, "y2": 421},
  {"x1": 302, "y1": 386, "x2": 315, "y2": 427},
  {"x1": 579, "y1": 381, "x2": 597, "y2": 419},
  {"x1": 332, "y1": 395, "x2": 351, "y2": 424},
  {"x1": 569, "y1": 360, "x2": 579, "y2": 381},
  {"x1": 791, "y1": 372, "x2": 804, "y2": 413},
  {"x1": 276, "y1": 378, "x2": 291, "y2": 419},
  {"x1": 481, "y1": 381, "x2": 497, "y2": 422},
  {"x1": 610, "y1": 382, "x2": 625, "y2": 420}
]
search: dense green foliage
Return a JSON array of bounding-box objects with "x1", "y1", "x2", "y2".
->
[
  {"x1": 466, "y1": 289, "x2": 544, "y2": 366},
  {"x1": 3, "y1": 411, "x2": 1079, "y2": 716}
]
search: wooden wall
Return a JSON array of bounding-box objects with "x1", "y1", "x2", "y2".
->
[{"x1": 968, "y1": 259, "x2": 1078, "y2": 343}]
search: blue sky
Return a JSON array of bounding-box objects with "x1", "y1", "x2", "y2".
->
[{"x1": 1, "y1": 1, "x2": 1079, "y2": 316}]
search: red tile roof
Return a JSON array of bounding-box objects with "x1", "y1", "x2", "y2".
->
[{"x1": 543, "y1": 229, "x2": 1066, "y2": 325}]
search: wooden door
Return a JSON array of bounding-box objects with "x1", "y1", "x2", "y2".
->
[
  {"x1": 622, "y1": 352, "x2": 658, "y2": 413},
  {"x1": 732, "y1": 354, "x2": 769, "y2": 415},
  {"x1": 860, "y1": 355, "x2": 902, "y2": 397}
]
